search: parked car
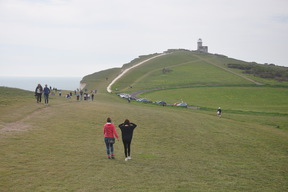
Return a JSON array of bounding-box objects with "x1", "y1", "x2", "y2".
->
[
  {"x1": 174, "y1": 102, "x2": 188, "y2": 107},
  {"x1": 155, "y1": 101, "x2": 167, "y2": 106},
  {"x1": 117, "y1": 93, "x2": 131, "y2": 99},
  {"x1": 136, "y1": 98, "x2": 152, "y2": 103}
]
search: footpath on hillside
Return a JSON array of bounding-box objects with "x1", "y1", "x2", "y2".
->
[
  {"x1": 109, "y1": 53, "x2": 263, "y2": 98},
  {"x1": 106, "y1": 53, "x2": 166, "y2": 93}
]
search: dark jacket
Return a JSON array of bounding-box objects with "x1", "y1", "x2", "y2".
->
[
  {"x1": 118, "y1": 123, "x2": 137, "y2": 141},
  {"x1": 43, "y1": 87, "x2": 50, "y2": 95},
  {"x1": 35, "y1": 85, "x2": 43, "y2": 94}
]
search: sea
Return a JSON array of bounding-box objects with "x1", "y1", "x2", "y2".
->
[{"x1": 0, "y1": 76, "x2": 83, "y2": 92}]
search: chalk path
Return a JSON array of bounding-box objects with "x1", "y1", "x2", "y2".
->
[{"x1": 106, "y1": 53, "x2": 166, "y2": 93}]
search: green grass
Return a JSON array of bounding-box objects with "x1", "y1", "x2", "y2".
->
[
  {"x1": 138, "y1": 85, "x2": 288, "y2": 130},
  {"x1": 81, "y1": 68, "x2": 122, "y2": 92},
  {"x1": 112, "y1": 52, "x2": 256, "y2": 92},
  {"x1": 130, "y1": 60, "x2": 253, "y2": 90},
  {"x1": 0, "y1": 87, "x2": 287, "y2": 192},
  {"x1": 1, "y1": 51, "x2": 288, "y2": 191},
  {"x1": 139, "y1": 86, "x2": 288, "y2": 113},
  {"x1": 81, "y1": 53, "x2": 161, "y2": 93}
]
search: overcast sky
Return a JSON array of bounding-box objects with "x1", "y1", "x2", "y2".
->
[{"x1": 0, "y1": 0, "x2": 287, "y2": 77}]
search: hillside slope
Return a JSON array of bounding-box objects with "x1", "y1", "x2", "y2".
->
[
  {"x1": 81, "y1": 49, "x2": 288, "y2": 119},
  {"x1": 110, "y1": 50, "x2": 263, "y2": 93},
  {"x1": 1, "y1": 51, "x2": 288, "y2": 191},
  {"x1": 82, "y1": 50, "x2": 287, "y2": 94}
]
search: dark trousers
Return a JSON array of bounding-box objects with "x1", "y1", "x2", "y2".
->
[
  {"x1": 36, "y1": 93, "x2": 42, "y2": 103},
  {"x1": 123, "y1": 139, "x2": 132, "y2": 157}
]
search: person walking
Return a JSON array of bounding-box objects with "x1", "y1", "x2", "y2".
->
[
  {"x1": 103, "y1": 117, "x2": 119, "y2": 159},
  {"x1": 43, "y1": 84, "x2": 50, "y2": 105},
  {"x1": 217, "y1": 107, "x2": 222, "y2": 118},
  {"x1": 80, "y1": 89, "x2": 83, "y2": 100},
  {"x1": 35, "y1": 84, "x2": 43, "y2": 103},
  {"x1": 118, "y1": 119, "x2": 137, "y2": 161}
]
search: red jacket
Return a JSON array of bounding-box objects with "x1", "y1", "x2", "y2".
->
[{"x1": 103, "y1": 123, "x2": 119, "y2": 139}]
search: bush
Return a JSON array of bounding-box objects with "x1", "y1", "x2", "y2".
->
[{"x1": 227, "y1": 63, "x2": 288, "y2": 81}]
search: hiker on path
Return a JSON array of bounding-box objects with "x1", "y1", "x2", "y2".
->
[
  {"x1": 103, "y1": 117, "x2": 119, "y2": 159},
  {"x1": 43, "y1": 84, "x2": 50, "y2": 105},
  {"x1": 35, "y1": 84, "x2": 43, "y2": 103},
  {"x1": 80, "y1": 90, "x2": 83, "y2": 100},
  {"x1": 118, "y1": 119, "x2": 137, "y2": 161},
  {"x1": 217, "y1": 107, "x2": 222, "y2": 118}
]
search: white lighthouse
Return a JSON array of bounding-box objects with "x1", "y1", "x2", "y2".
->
[{"x1": 197, "y1": 38, "x2": 208, "y2": 53}]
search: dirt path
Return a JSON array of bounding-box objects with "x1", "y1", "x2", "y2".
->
[
  {"x1": 110, "y1": 52, "x2": 263, "y2": 99},
  {"x1": 106, "y1": 53, "x2": 167, "y2": 93},
  {"x1": 0, "y1": 102, "x2": 72, "y2": 134},
  {"x1": 128, "y1": 53, "x2": 264, "y2": 101},
  {"x1": 0, "y1": 106, "x2": 50, "y2": 134}
]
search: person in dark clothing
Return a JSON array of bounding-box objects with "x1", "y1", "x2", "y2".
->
[
  {"x1": 80, "y1": 90, "x2": 83, "y2": 100},
  {"x1": 217, "y1": 107, "x2": 222, "y2": 118},
  {"x1": 43, "y1": 84, "x2": 50, "y2": 105},
  {"x1": 35, "y1": 84, "x2": 43, "y2": 103},
  {"x1": 118, "y1": 119, "x2": 137, "y2": 161}
]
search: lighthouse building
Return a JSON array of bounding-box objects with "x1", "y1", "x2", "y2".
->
[{"x1": 197, "y1": 38, "x2": 208, "y2": 53}]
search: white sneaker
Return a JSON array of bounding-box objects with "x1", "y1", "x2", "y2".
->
[
  {"x1": 125, "y1": 158, "x2": 129, "y2": 161},
  {"x1": 127, "y1": 156, "x2": 132, "y2": 160}
]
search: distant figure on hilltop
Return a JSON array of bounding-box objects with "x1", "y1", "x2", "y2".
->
[
  {"x1": 217, "y1": 107, "x2": 222, "y2": 118},
  {"x1": 35, "y1": 84, "x2": 43, "y2": 103}
]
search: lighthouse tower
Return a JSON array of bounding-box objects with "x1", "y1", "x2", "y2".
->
[
  {"x1": 197, "y1": 38, "x2": 208, "y2": 53},
  {"x1": 197, "y1": 38, "x2": 203, "y2": 50}
]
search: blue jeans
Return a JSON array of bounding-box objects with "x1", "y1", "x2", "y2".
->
[
  {"x1": 104, "y1": 137, "x2": 114, "y2": 155},
  {"x1": 44, "y1": 93, "x2": 49, "y2": 104}
]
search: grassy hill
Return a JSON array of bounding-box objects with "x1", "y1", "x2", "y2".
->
[
  {"x1": 81, "y1": 53, "x2": 161, "y2": 92},
  {"x1": 1, "y1": 50, "x2": 288, "y2": 191},
  {"x1": 102, "y1": 50, "x2": 288, "y2": 121},
  {"x1": 110, "y1": 51, "x2": 264, "y2": 92}
]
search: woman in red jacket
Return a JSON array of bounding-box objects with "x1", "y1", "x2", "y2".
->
[{"x1": 103, "y1": 117, "x2": 119, "y2": 159}]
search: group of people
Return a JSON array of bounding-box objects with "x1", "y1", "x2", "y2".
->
[
  {"x1": 35, "y1": 84, "x2": 50, "y2": 105},
  {"x1": 36, "y1": 82, "x2": 221, "y2": 161},
  {"x1": 103, "y1": 117, "x2": 137, "y2": 161},
  {"x1": 35, "y1": 83, "x2": 96, "y2": 103},
  {"x1": 77, "y1": 90, "x2": 95, "y2": 101}
]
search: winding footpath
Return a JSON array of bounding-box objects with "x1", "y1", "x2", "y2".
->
[
  {"x1": 107, "y1": 52, "x2": 263, "y2": 97},
  {"x1": 106, "y1": 53, "x2": 167, "y2": 93}
]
